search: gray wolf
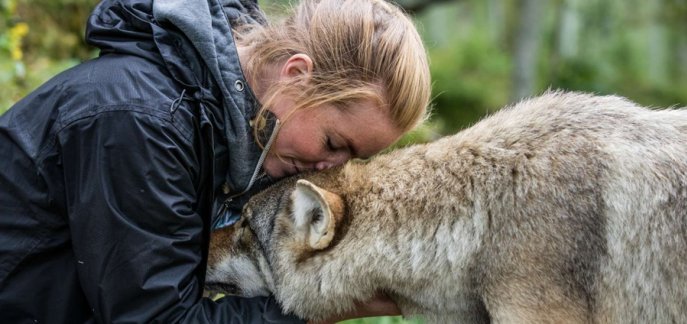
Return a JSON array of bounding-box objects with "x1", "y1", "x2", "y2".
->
[{"x1": 206, "y1": 91, "x2": 687, "y2": 323}]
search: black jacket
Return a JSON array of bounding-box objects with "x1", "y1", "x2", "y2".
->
[{"x1": 0, "y1": 0, "x2": 300, "y2": 323}]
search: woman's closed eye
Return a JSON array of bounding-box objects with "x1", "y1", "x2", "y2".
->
[
  {"x1": 324, "y1": 135, "x2": 337, "y2": 152},
  {"x1": 325, "y1": 134, "x2": 358, "y2": 160}
]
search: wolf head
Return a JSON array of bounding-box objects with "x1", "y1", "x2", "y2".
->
[
  {"x1": 206, "y1": 173, "x2": 352, "y2": 317},
  {"x1": 205, "y1": 214, "x2": 272, "y2": 298}
]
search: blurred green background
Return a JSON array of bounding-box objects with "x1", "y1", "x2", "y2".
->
[
  {"x1": 3, "y1": 0, "x2": 687, "y2": 139},
  {"x1": 1, "y1": 0, "x2": 686, "y2": 322}
]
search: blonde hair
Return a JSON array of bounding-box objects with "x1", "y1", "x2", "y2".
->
[{"x1": 236, "y1": 0, "x2": 431, "y2": 140}]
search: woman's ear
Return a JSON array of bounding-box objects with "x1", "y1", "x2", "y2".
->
[{"x1": 280, "y1": 54, "x2": 313, "y2": 81}]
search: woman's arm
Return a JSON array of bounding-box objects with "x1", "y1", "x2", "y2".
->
[{"x1": 309, "y1": 294, "x2": 402, "y2": 324}]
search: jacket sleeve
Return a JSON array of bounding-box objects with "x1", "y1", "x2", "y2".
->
[{"x1": 59, "y1": 109, "x2": 302, "y2": 323}]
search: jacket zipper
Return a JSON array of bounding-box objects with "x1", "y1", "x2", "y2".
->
[{"x1": 212, "y1": 119, "x2": 281, "y2": 229}]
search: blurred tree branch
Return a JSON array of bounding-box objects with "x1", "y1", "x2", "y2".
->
[{"x1": 393, "y1": 0, "x2": 459, "y2": 14}]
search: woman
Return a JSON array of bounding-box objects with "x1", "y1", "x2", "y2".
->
[{"x1": 0, "y1": 0, "x2": 430, "y2": 322}]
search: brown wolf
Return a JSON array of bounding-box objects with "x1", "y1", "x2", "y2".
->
[{"x1": 206, "y1": 91, "x2": 687, "y2": 323}]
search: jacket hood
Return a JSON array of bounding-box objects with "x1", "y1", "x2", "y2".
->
[{"x1": 85, "y1": 0, "x2": 275, "y2": 196}]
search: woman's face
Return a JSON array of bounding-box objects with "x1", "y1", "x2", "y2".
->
[{"x1": 262, "y1": 97, "x2": 402, "y2": 179}]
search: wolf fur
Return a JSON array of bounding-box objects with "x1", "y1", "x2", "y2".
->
[{"x1": 206, "y1": 91, "x2": 687, "y2": 323}]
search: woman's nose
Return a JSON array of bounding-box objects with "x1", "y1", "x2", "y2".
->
[{"x1": 314, "y1": 152, "x2": 350, "y2": 171}]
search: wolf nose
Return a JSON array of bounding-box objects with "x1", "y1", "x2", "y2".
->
[{"x1": 205, "y1": 281, "x2": 241, "y2": 296}]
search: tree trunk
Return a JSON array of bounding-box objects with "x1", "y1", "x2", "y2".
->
[
  {"x1": 646, "y1": 0, "x2": 667, "y2": 85},
  {"x1": 487, "y1": 0, "x2": 505, "y2": 44},
  {"x1": 511, "y1": 0, "x2": 544, "y2": 102},
  {"x1": 557, "y1": 0, "x2": 580, "y2": 59}
]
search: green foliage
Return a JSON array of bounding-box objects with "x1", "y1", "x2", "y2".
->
[
  {"x1": 418, "y1": 0, "x2": 687, "y2": 137},
  {"x1": 15, "y1": 0, "x2": 98, "y2": 61},
  {"x1": 0, "y1": 58, "x2": 79, "y2": 112},
  {"x1": 0, "y1": 0, "x2": 94, "y2": 112},
  {"x1": 548, "y1": 57, "x2": 605, "y2": 92},
  {"x1": 428, "y1": 32, "x2": 511, "y2": 133},
  {"x1": 1, "y1": 0, "x2": 27, "y2": 111},
  {"x1": 541, "y1": 0, "x2": 687, "y2": 109},
  {"x1": 342, "y1": 316, "x2": 424, "y2": 324}
]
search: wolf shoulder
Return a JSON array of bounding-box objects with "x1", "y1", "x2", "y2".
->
[{"x1": 467, "y1": 91, "x2": 684, "y2": 139}]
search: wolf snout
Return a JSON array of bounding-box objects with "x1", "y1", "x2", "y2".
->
[{"x1": 205, "y1": 281, "x2": 242, "y2": 296}]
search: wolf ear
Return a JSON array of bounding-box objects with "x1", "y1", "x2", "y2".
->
[{"x1": 291, "y1": 179, "x2": 344, "y2": 250}]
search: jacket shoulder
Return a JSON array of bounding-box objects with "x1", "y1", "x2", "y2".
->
[{"x1": 53, "y1": 55, "x2": 197, "y2": 139}]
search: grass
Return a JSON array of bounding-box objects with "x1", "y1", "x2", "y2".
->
[{"x1": 342, "y1": 316, "x2": 424, "y2": 324}]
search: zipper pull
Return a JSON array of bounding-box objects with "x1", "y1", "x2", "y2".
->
[{"x1": 212, "y1": 198, "x2": 240, "y2": 229}]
